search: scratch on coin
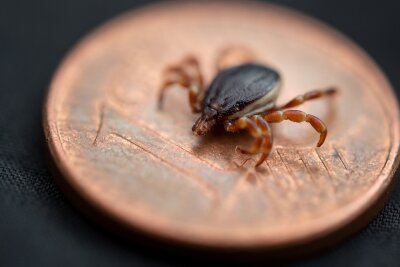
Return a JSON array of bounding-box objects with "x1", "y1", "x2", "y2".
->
[
  {"x1": 265, "y1": 161, "x2": 277, "y2": 180},
  {"x1": 315, "y1": 148, "x2": 333, "y2": 180},
  {"x1": 135, "y1": 119, "x2": 225, "y2": 171},
  {"x1": 111, "y1": 132, "x2": 219, "y2": 201},
  {"x1": 297, "y1": 150, "x2": 316, "y2": 184},
  {"x1": 93, "y1": 103, "x2": 105, "y2": 145},
  {"x1": 276, "y1": 149, "x2": 296, "y2": 187},
  {"x1": 55, "y1": 122, "x2": 67, "y2": 154},
  {"x1": 252, "y1": 170, "x2": 280, "y2": 215},
  {"x1": 335, "y1": 146, "x2": 350, "y2": 170},
  {"x1": 217, "y1": 168, "x2": 254, "y2": 213},
  {"x1": 158, "y1": 143, "x2": 168, "y2": 155}
]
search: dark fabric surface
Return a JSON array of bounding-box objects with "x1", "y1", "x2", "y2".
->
[{"x1": 0, "y1": 0, "x2": 399, "y2": 266}]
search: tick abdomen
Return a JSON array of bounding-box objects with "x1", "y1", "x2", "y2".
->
[{"x1": 203, "y1": 63, "x2": 281, "y2": 119}]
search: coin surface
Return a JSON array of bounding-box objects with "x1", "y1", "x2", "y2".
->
[{"x1": 44, "y1": 1, "x2": 399, "y2": 251}]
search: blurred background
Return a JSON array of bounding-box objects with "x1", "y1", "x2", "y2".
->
[{"x1": 0, "y1": 0, "x2": 399, "y2": 266}]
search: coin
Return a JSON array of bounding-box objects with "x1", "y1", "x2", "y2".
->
[{"x1": 44, "y1": 1, "x2": 399, "y2": 252}]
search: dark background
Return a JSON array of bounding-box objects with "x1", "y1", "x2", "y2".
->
[{"x1": 1, "y1": 0, "x2": 399, "y2": 266}]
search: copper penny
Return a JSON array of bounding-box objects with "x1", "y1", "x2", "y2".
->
[{"x1": 44, "y1": 1, "x2": 400, "y2": 251}]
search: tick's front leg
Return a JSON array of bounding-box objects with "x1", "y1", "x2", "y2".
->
[
  {"x1": 158, "y1": 56, "x2": 204, "y2": 113},
  {"x1": 277, "y1": 88, "x2": 337, "y2": 110}
]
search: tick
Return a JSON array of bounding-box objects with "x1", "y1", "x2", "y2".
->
[{"x1": 158, "y1": 47, "x2": 337, "y2": 167}]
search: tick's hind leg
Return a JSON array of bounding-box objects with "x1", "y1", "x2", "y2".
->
[
  {"x1": 277, "y1": 88, "x2": 337, "y2": 110},
  {"x1": 216, "y1": 46, "x2": 255, "y2": 71},
  {"x1": 264, "y1": 110, "x2": 327, "y2": 147},
  {"x1": 253, "y1": 116, "x2": 273, "y2": 166},
  {"x1": 158, "y1": 56, "x2": 204, "y2": 113},
  {"x1": 224, "y1": 116, "x2": 273, "y2": 167}
]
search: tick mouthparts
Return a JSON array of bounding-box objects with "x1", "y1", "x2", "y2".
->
[
  {"x1": 192, "y1": 116, "x2": 216, "y2": 136},
  {"x1": 192, "y1": 108, "x2": 217, "y2": 136}
]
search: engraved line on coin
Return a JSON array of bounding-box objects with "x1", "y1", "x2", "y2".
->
[
  {"x1": 104, "y1": 100, "x2": 233, "y2": 172},
  {"x1": 297, "y1": 149, "x2": 317, "y2": 185},
  {"x1": 158, "y1": 143, "x2": 168, "y2": 155},
  {"x1": 102, "y1": 100, "x2": 228, "y2": 172},
  {"x1": 276, "y1": 148, "x2": 297, "y2": 187},
  {"x1": 216, "y1": 168, "x2": 256, "y2": 214},
  {"x1": 315, "y1": 148, "x2": 334, "y2": 182},
  {"x1": 134, "y1": 119, "x2": 226, "y2": 171},
  {"x1": 265, "y1": 160, "x2": 285, "y2": 191},
  {"x1": 217, "y1": 155, "x2": 293, "y2": 218},
  {"x1": 252, "y1": 170, "x2": 281, "y2": 216},
  {"x1": 253, "y1": 168, "x2": 292, "y2": 219},
  {"x1": 217, "y1": 162, "x2": 267, "y2": 211},
  {"x1": 267, "y1": 150, "x2": 294, "y2": 189},
  {"x1": 91, "y1": 103, "x2": 221, "y2": 200},
  {"x1": 93, "y1": 102, "x2": 105, "y2": 145},
  {"x1": 265, "y1": 161, "x2": 277, "y2": 180},
  {"x1": 111, "y1": 132, "x2": 219, "y2": 201},
  {"x1": 54, "y1": 122, "x2": 67, "y2": 154},
  {"x1": 334, "y1": 146, "x2": 350, "y2": 171}
]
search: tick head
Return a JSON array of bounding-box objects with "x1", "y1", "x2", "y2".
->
[{"x1": 192, "y1": 106, "x2": 218, "y2": 136}]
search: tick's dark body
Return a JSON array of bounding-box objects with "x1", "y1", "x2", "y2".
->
[{"x1": 203, "y1": 64, "x2": 280, "y2": 120}]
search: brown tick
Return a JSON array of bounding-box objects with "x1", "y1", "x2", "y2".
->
[{"x1": 158, "y1": 47, "x2": 337, "y2": 167}]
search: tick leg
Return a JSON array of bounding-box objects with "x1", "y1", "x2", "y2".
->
[
  {"x1": 277, "y1": 88, "x2": 337, "y2": 110},
  {"x1": 253, "y1": 116, "x2": 273, "y2": 167},
  {"x1": 225, "y1": 116, "x2": 274, "y2": 167},
  {"x1": 263, "y1": 110, "x2": 327, "y2": 147},
  {"x1": 224, "y1": 117, "x2": 263, "y2": 155},
  {"x1": 158, "y1": 67, "x2": 190, "y2": 107},
  {"x1": 158, "y1": 56, "x2": 204, "y2": 113},
  {"x1": 236, "y1": 138, "x2": 263, "y2": 155},
  {"x1": 216, "y1": 46, "x2": 255, "y2": 71}
]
